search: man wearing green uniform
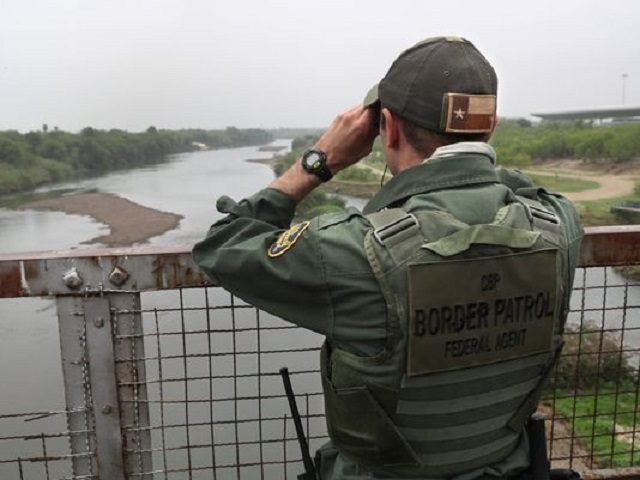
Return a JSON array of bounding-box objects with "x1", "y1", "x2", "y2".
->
[{"x1": 193, "y1": 37, "x2": 583, "y2": 479}]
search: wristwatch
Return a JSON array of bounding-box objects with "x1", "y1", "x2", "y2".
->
[{"x1": 301, "y1": 148, "x2": 333, "y2": 182}]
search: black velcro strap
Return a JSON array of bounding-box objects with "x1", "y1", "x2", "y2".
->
[{"x1": 373, "y1": 213, "x2": 419, "y2": 245}]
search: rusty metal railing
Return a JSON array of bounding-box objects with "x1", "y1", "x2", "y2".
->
[{"x1": 0, "y1": 225, "x2": 639, "y2": 479}]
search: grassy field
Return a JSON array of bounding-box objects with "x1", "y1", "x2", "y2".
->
[
  {"x1": 525, "y1": 172, "x2": 640, "y2": 226},
  {"x1": 553, "y1": 386, "x2": 640, "y2": 467},
  {"x1": 577, "y1": 195, "x2": 638, "y2": 226},
  {"x1": 526, "y1": 173, "x2": 600, "y2": 193}
]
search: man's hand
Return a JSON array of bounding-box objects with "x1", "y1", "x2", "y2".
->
[
  {"x1": 269, "y1": 105, "x2": 378, "y2": 202},
  {"x1": 315, "y1": 105, "x2": 378, "y2": 175}
]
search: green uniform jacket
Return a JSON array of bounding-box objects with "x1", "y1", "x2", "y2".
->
[{"x1": 193, "y1": 144, "x2": 583, "y2": 479}]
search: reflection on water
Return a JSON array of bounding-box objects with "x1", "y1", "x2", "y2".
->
[
  {"x1": 568, "y1": 266, "x2": 640, "y2": 356},
  {"x1": 0, "y1": 208, "x2": 107, "y2": 253},
  {"x1": 0, "y1": 297, "x2": 69, "y2": 479}
]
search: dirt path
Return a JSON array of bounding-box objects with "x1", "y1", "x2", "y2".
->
[
  {"x1": 538, "y1": 404, "x2": 591, "y2": 472},
  {"x1": 364, "y1": 158, "x2": 637, "y2": 202},
  {"x1": 22, "y1": 193, "x2": 183, "y2": 246},
  {"x1": 523, "y1": 168, "x2": 637, "y2": 202}
]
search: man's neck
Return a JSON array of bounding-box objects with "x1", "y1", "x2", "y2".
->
[
  {"x1": 392, "y1": 148, "x2": 430, "y2": 174},
  {"x1": 393, "y1": 141, "x2": 496, "y2": 173}
]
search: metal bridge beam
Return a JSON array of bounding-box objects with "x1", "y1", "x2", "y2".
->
[{"x1": 1, "y1": 226, "x2": 639, "y2": 299}]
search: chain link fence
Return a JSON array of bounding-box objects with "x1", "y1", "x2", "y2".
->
[{"x1": 0, "y1": 227, "x2": 639, "y2": 479}]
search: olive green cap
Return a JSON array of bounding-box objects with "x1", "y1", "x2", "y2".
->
[
  {"x1": 364, "y1": 36, "x2": 498, "y2": 134},
  {"x1": 363, "y1": 83, "x2": 380, "y2": 108}
]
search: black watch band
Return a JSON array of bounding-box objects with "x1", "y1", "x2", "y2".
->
[{"x1": 301, "y1": 149, "x2": 333, "y2": 182}]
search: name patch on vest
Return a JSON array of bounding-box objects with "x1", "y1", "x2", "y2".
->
[{"x1": 407, "y1": 250, "x2": 558, "y2": 376}]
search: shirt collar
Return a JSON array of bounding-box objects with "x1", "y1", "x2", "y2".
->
[
  {"x1": 363, "y1": 142, "x2": 499, "y2": 214},
  {"x1": 428, "y1": 142, "x2": 496, "y2": 164}
]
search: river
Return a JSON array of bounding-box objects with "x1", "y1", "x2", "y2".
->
[
  {"x1": 0, "y1": 140, "x2": 366, "y2": 479},
  {"x1": 1, "y1": 142, "x2": 279, "y2": 251}
]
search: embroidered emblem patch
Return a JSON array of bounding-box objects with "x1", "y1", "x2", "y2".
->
[
  {"x1": 441, "y1": 93, "x2": 497, "y2": 134},
  {"x1": 267, "y1": 221, "x2": 310, "y2": 258}
]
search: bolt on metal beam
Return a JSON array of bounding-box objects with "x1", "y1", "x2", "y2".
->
[{"x1": 62, "y1": 268, "x2": 83, "y2": 289}]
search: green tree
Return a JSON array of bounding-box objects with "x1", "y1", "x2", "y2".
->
[
  {"x1": 0, "y1": 127, "x2": 273, "y2": 195},
  {"x1": 36, "y1": 138, "x2": 69, "y2": 161},
  {"x1": 0, "y1": 136, "x2": 31, "y2": 166}
]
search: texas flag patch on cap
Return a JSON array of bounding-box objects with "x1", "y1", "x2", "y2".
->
[{"x1": 441, "y1": 93, "x2": 497, "y2": 134}]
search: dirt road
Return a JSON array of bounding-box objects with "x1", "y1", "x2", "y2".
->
[
  {"x1": 363, "y1": 158, "x2": 637, "y2": 202},
  {"x1": 524, "y1": 168, "x2": 636, "y2": 202}
]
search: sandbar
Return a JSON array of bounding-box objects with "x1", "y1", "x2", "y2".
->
[
  {"x1": 245, "y1": 157, "x2": 279, "y2": 168},
  {"x1": 22, "y1": 192, "x2": 183, "y2": 247},
  {"x1": 258, "y1": 145, "x2": 287, "y2": 152}
]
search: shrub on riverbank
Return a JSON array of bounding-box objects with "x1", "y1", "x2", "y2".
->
[
  {"x1": 0, "y1": 127, "x2": 272, "y2": 195},
  {"x1": 549, "y1": 322, "x2": 639, "y2": 469},
  {"x1": 335, "y1": 166, "x2": 377, "y2": 182},
  {"x1": 551, "y1": 321, "x2": 636, "y2": 391},
  {"x1": 490, "y1": 120, "x2": 640, "y2": 166}
]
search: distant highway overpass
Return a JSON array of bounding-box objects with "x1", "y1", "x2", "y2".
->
[{"x1": 531, "y1": 106, "x2": 640, "y2": 122}]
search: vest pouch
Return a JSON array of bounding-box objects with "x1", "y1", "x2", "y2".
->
[{"x1": 321, "y1": 372, "x2": 419, "y2": 469}]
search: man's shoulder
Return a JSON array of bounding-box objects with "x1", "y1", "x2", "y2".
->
[
  {"x1": 495, "y1": 166, "x2": 535, "y2": 191},
  {"x1": 494, "y1": 167, "x2": 582, "y2": 232},
  {"x1": 314, "y1": 207, "x2": 370, "y2": 231}
]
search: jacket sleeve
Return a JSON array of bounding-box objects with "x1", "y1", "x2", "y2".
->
[{"x1": 192, "y1": 188, "x2": 358, "y2": 337}]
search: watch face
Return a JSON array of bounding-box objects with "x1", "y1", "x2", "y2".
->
[
  {"x1": 301, "y1": 149, "x2": 331, "y2": 182},
  {"x1": 303, "y1": 151, "x2": 322, "y2": 170}
]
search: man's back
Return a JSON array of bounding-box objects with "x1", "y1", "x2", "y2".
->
[
  {"x1": 194, "y1": 37, "x2": 583, "y2": 479},
  {"x1": 194, "y1": 143, "x2": 583, "y2": 478}
]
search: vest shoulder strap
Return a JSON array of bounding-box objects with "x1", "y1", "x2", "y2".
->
[
  {"x1": 422, "y1": 224, "x2": 541, "y2": 257},
  {"x1": 366, "y1": 194, "x2": 563, "y2": 263}
]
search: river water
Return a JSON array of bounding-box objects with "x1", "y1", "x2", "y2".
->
[
  {"x1": 0, "y1": 140, "x2": 317, "y2": 478},
  {"x1": 1, "y1": 142, "x2": 281, "y2": 252},
  {"x1": 0, "y1": 142, "x2": 638, "y2": 478}
]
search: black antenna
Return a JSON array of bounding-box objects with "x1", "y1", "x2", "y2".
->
[{"x1": 279, "y1": 367, "x2": 317, "y2": 480}]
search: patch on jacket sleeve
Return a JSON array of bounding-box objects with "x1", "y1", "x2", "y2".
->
[{"x1": 267, "y1": 221, "x2": 310, "y2": 258}]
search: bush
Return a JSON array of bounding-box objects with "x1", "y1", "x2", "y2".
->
[
  {"x1": 335, "y1": 166, "x2": 377, "y2": 182},
  {"x1": 273, "y1": 150, "x2": 298, "y2": 176},
  {"x1": 295, "y1": 190, "x2": 345, "y2": 220},
  {"x1": 490, "y1": 120, "x2": 640, "y2": 164},
  {"x1": 292, "y1": 134, "x2": 319, "y2": 151},
  {"x1": 552, "y1": 321, "x2": 636, "y2": 391}
]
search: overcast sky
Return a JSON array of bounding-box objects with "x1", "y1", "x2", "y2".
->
[{"x1": 1, "y1": 0, "x2": 638, "y2": 132}]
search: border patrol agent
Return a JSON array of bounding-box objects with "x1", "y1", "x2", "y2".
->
[{"x1": 193, "y1": 37, "x2": 583, "y2": 480}]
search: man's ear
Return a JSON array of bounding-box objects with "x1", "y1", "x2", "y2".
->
[{"x1": 381, "y1": 108, "x2": 399, "y2": 149}]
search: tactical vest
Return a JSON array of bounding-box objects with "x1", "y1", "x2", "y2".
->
[{"x1": 321, "y1": 189, "x2": 569, "y2": 478}]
